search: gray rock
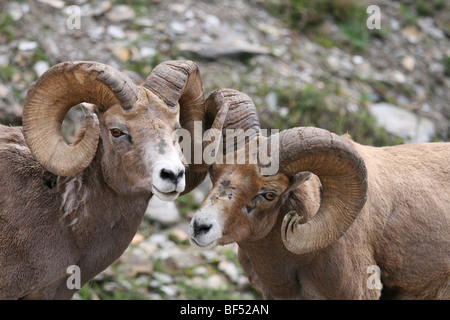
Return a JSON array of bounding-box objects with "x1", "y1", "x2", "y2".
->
[
  {"x1": 369, "y1": 103, "x2": 436, "y2": 143},
  {"x1": 33, "y1": 60, "x2": 49, "y2": 77},
  {"x1": 179, "y1": 40, "x2": 270, "y2": 60},
  {"x1": 140, "y1": 47, "x2": 157, "y2": 58},
  {"x1": 106, "y1": 4, "x2": 136, "y2": 22},
  {"x1": 265, "y1": 91, "x2": 277, "y2": 112},
  {"x1": 170, "y1": 21, "x2": 187, "y2": 35},
  {"x1": 0, "y1": 84, "x2": 22, "y2": 124},
  {"x1": 218, "y1": 260, "x2": 240, "y2": 283},
  {"x1": 17, "y1": 41, "x2": 37, "y2": 51},
  {"x1": 153, "y1": 272, "x2": 173, "y2": 285},
  {"x1": 37, "y1": 0, "x2": 65, "y2": 9},
  {"x1": 145, "y1": 197, "x2": 180, "y2": 226},
  {"x1": 106, "y1": 25, "x2": 126, "y2": 39},
  {"x1": 205, "y1": 274, "x2": 227, "y2": 290},
  {"x1": 418, "y1": 18, "x2": 445, "y2": 40}
]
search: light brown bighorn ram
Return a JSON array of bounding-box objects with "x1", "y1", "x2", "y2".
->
[
  {"x1": 0, "y1": 60, "x2": 220, "y2": 299},
  {"x1": 189, "y1": 88, "x2": 450, "y2": 299}
]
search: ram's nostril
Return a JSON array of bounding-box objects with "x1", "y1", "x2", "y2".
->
[
  {"x1": 160, "y1": 168, "x2": 176, "y2": 181},
  {"x1": 160, "y1": 168, "x2": 185, "y2": 184},
  {"x1": 193, "y1": 220, "x2": 212, "y2": 237}
]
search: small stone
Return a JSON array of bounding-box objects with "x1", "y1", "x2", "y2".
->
[
  {"x1": 401, "y1": 56, "x2": 415, "y2": 71},
  {"x1": 8, "y1": 2, "x2": 27, "y2": 21},
  {"x1": 153, "y1": 271, "x2": 173, "y2": 284},
  {"x1": 169, "y1": 227, "x2": 189, "y2": 244},
  {"x1": 33, "y1": 60, "x2": 49, "y2": 77},
  {"x1": 369, "y1": 103, "x2": 436, "y2": 143},
  {"x1": 418, "y1": 18, "x2": 444, "y2": 40},
  {"x1": 145, "y1": 197, "x2": 180, "y2": 226},
  {"x1": 160, "y1": 285, "x2": 177, "y2": 297},
  {"x1": 265, "y1": 92, "x2": 277, "y2": 112},
  {"x1": 148, "y1": 233, "x2": 168, "y2": 247},
  {"x1": 120, "y1": 252, "x2": 153, "y2": 277},
  {"x1": 204, "y1": 15, "x2": 221, "y2": 28},
  {"x1": 106, "y1": 25, "x2": 126, "y2": 39},
  {"x1": 206, "y1": 274, "x2": 227, "y2": 290},
  {"x1": 18, "y1": 41, "x2": 38, "y2": 51},
  {"x1": 88, "y1": 1, "x2": 112, "y2": 17},
  {"x1": 134, "y1": 17, "x2": 154, "y2": 27},
  {"x1": 37, "y1": 0, "x2": 65, "y2": 9},
  {"x1": 170, "y1": 21, "x2": 186, "y2": 34},
  {"x1": 138, "y1": 241, "x2": 158, "y2": 256},
  {"x1": 106, "y1": 4, "x2": 136, "y2": 22},
  {"x1": 218, "y1": 260, "x2": 240, "y2": 283},
  {"x1": 111, "y1": 46, "x2": 130, "y2": 61},
  {"x1": 352, "y1": 55, "x2": 364, "y2": 65},
  {"x1": 401, "y1": 26, "x2": 421, "y2": 44},
  {"x1": 0, "y1": 54, "x2": 9, "y2": 67},
  {"x1": 140, "y1": 47, "x2": 157, "y2": 58},
  {"x1": 87, "y1": 25, "x2": 106, "y2": 42},
  {"x1": 131, "y1": 233, "x2": 145, "y2": 245},
  {"x1": 279, "y1": 106, "x2": 289, "y2": 117}
]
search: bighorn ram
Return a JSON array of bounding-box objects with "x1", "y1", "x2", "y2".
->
[
  {"x1": 189, "y1": 89, "x2": 450, "y2": 299},
  {"x1": 0, "y1": 60, "x2": 220, "y2": 299}
]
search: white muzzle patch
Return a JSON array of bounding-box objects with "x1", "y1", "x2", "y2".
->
[{"x1": 189, "y1": 206, "x2": 224, "y2": 249}]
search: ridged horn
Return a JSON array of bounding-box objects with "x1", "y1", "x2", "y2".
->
[
  {"x1": 144, "y1": 60, "x2": 211, "y2": 194},
  {"x1": 269, "y1": 127, "x2": 368, "y2": 254},
  {"x1": 23, "y1": 61, "x2": 139, "y2": 177},
  {"x1": 144, "y1": 60, "x2": 205, "y2": 172},
  {"x1": 205, "y1": 88, "x2": 260, "y2": 155}
]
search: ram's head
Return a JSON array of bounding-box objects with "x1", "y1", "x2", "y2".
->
[
  {"x1": 189, "y1": 89, "x2": 368, "y2": 254},
  {"x1": 23, "y1": 60, "x2": 212, "y2": 200}
]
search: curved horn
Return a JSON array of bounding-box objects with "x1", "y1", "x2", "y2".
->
[
  {"x1": 205, "y1": 88, "x2": 261, "y2": 155},
  {"x1": 144, "y1": 61, "x2": 206, "y2": 173},
  {"x1": 23, "y1": 61, "x2": 139, "y2": 176},
  {"x1": 268, "y1": 127, "x2": 368, "y2": 254},
  {"x1": 144, "y1": 60, "x2": 210, "y2": 194}
]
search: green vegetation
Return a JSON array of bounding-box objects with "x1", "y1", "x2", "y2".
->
[
  {"x1": 415, "y1": 0, "x2": 446, "y2": 16},
  {"x1": 0, "y1": 64, "x2": 19, "y2": 82},
  {"x1": 444, "y1": 55, "x2": 450, "y2": 77},
  {"x1": 0, "y1": 12, "x2": 15, "y2": 44},
  {"x1": 258, "y1": 83, "x2": 403, "y2": 147},
  {"x1": 264, "y1": 0, "x2": 372, "y2": 52}
]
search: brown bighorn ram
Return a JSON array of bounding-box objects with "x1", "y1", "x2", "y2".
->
[
  {"x1": 0, "y1": 60, "x2": 221, "y2": 299},
  {"x1": 189, "y1": 89, "x2": 450, "y2": 299}
]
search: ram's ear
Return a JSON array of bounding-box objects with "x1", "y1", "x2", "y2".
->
[
  {"x1": 285, "y1": 172, "x2": 313, "y2": 194},
  {"x1": 81, "y1": 103, "x2": 98, "y2": 116}
]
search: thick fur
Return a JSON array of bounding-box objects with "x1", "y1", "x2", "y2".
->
[
  {"x1": 0, "y1": 126, "x2": 150, "y2": 299},
  {"x1": 200, "y1": 139, "x2": 450, "y2": 299}
]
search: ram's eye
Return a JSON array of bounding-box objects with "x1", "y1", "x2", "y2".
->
[
  {"x1": 263, "y1": 192, "x2": 277, "y2": 201},
  {"x1": 110, "y1": 128, "x2": 124, "y2": 138}
]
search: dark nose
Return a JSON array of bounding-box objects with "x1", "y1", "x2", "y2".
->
[
  {"x1": 193, "y1": 220, "x2": 212, "y2": 237},
  {"x1": 160, "y1": 168, "x2": 184, "y2": 185}
]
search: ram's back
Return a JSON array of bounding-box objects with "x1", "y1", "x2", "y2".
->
[{"x1": 354, "y1": 141, "x2": 450, "y2": 298}]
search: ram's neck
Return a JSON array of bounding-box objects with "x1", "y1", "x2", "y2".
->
[
  {"x1": 55, "y1": 150, "x2": 151, "y2": 281},
  {"x1": 237, "y1": 177, "x2": 322, "y2": 299}
]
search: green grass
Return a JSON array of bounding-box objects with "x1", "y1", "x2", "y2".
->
[
  {"x1": 0, "y1": 12, "x2": 15, "y2": 44},
  {"x1": 263, "y1": 0, "x2": 372, "y2": 53},
  {"x1": 258, "y1": 83, "x2": 403, "y2": 147},
  {"x1": 443, "y1": 55, "x2": 450, "y2": 77}
]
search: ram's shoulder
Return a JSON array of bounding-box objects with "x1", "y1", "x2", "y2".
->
[{"x1": 0, "y1": 125, "x2": 47, "y2": 178}]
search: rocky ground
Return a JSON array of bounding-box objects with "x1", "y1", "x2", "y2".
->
[{"x1": 0, "y1": 0, "x2": 448, "y2": 300}]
